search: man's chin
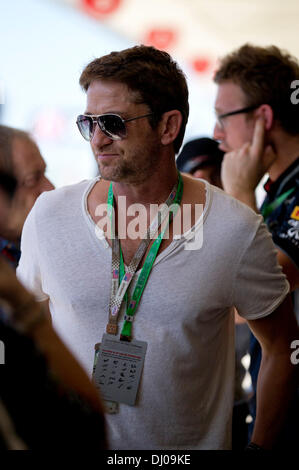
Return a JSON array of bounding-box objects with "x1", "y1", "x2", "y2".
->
[
  {"x1": 98, "y1": 163, "x2": 128, "y2": 183},
  {"x1": 99, "y1": 169, "x2": 120, "y2": 182},
  {"x1": 218, "y1": 144, "x2": 230, "y2": 153}
]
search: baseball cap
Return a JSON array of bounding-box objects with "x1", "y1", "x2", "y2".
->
[{"x1": 176, "y1": 138, "x2": 224, "y2": 174}]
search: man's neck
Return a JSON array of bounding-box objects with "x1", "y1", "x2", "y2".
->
[
  {"x1": 111, "y1": 163, "x2": 179, "y2": 207},
  {"x1": 268, "y1": 131, "x2": 299, "y2": 181}
]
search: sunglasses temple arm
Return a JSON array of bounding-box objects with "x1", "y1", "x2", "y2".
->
[{"x1": 124, "y1": 113, "x2": 153, "y2": 123}]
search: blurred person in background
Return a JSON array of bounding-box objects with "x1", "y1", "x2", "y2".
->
[
  {"x1": 214, "y1": 43, "x2": 299, "y2": 448},
  {"x1": 0, "y1": 170, "x2": 106, "y2": 449},
  {"x1": 0, "y1": 125, "x2": 54, "y2": 268},
  {"x1": 176, "y1": 137, "x2": 224, "y2": 187}
]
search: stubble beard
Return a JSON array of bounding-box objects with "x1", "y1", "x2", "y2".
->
[{"x1": 98, "y1": 140, "x2": 161, "y2": 184}]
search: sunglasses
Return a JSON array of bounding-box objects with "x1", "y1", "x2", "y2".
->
[{"x1": 76, "y1": 112, "x2": 154, "y2": 141}]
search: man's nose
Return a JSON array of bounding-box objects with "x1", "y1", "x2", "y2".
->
[
  {"x1": 40, "y1": 176, "x2": 55, "y2": 192},
  {"x1": 91, "y1": 123, "x2": 113, "y2": 148},
  {"x1": 213, "y1": 121, "x2": 224, "y2": 142}
]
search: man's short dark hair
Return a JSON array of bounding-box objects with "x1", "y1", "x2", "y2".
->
[
  {"x1": 79, "y1": 45, "x2": 189, "y2": 153},
  {"x1": 214, "y1": 44, "x2": 299, "y2": 135}
]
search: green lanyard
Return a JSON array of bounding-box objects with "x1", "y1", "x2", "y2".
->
[
  {"x1": 261, "y1": 187, "x2": 295, "y2": 220},
  {"x1": 107, "y1": 173, "x2": 183, "y2": 341}
]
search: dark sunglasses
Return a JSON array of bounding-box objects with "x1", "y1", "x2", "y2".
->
[{"x1": 76, "y1": 112, "x2": 154, "y2": 141}]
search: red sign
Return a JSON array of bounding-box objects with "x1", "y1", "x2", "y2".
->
[
  {"x1": 192, "y1": 58, "x2": 210, "y2": 74},
  {"x1": 145, "y1": 28, "x2": 177, "y2": 51},
  {"x1": 82, "y1": 0, "x2": 121, "y2": 16}
]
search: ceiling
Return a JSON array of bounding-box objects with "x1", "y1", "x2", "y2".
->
[{"x1": 56, "y1": 0, "x2": 299, "y2": 80}]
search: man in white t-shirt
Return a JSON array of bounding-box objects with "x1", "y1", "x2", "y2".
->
[{"x1": 17, "y1": 45, "x2": 298, "y2": 450}]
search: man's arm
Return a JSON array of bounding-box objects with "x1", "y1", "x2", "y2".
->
[
  {"x1": 40, "y1": 298, "x2": 52, "y2": 322},
  {"x1": 221, "y1": 117, "x2": 277, "y2": 212},
  {"x1": 220, "y1": 117, "x2": 299, "y2": 291},
  {"x1": 247, "y1": 295, "x2": 299, "y2": 449}
]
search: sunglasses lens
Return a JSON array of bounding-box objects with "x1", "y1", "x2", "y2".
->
[
  {"x1": 99, "y1": 114, "x2": 126, "y2": 140},
  {"x1": 76, "y1": 114, "x2": 127, "y2": 141},
  {"x1": 76, "y1": 115, "x2": 93, "y2": 141}
]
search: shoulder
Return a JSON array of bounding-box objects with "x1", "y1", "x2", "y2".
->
[
  {"x1": 32, "y1": 179, "x2": 97, "y2": 215},
  {"x1": 182, "y1": 173, "x2": 261, "y2": 222},
  {"x1": 38, "y1": 179, "x2": 95, "y2": 204},
  {"x1": 21, "y1": 178, "x2": 98, "y2": 234},
  {"x1": 181, "y1": 175, "x2": 265, "y2": 254},
  {"x1": 207, "y1": 182, "x2": 264, "y2": 230}
]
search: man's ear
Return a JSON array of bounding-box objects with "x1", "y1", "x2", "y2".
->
[
  {"x1": 159, "y1": 110, "x2": 182, "y2": 146},
  {"x1": 256, "y1": 104, "x2": 274, "y2": 131}
]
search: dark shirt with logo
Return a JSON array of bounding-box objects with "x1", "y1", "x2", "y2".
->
[
  {"x1": 262, "y1": 157, "x2": 299, "y2": 268},
  {"x1": 0, "y1": 238, "x2": 20, "y2": 269}
]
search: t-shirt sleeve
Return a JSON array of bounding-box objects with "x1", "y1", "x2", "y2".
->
[
  {"x1": 16, "y1": 201, "x2": 49, "y2": 302},
  {"x1": 233, "y1": 219, "x2": 289, "y2": 320}
]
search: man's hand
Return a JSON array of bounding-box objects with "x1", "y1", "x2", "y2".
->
[
  {"x1": 221, "y1": 117, "x2": 277, "y2": 210},
  {"x1": 248, "y1": 296, "x2": 299, "y2": 448}
]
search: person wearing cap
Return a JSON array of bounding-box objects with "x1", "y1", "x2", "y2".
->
[{"x1": 176, "y1": 137, "x2": 224, "y2": 187}]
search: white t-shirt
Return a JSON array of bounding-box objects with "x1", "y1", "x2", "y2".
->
[{"x1": 17, "y1": 178, "x2": 289, "y2": 450}]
